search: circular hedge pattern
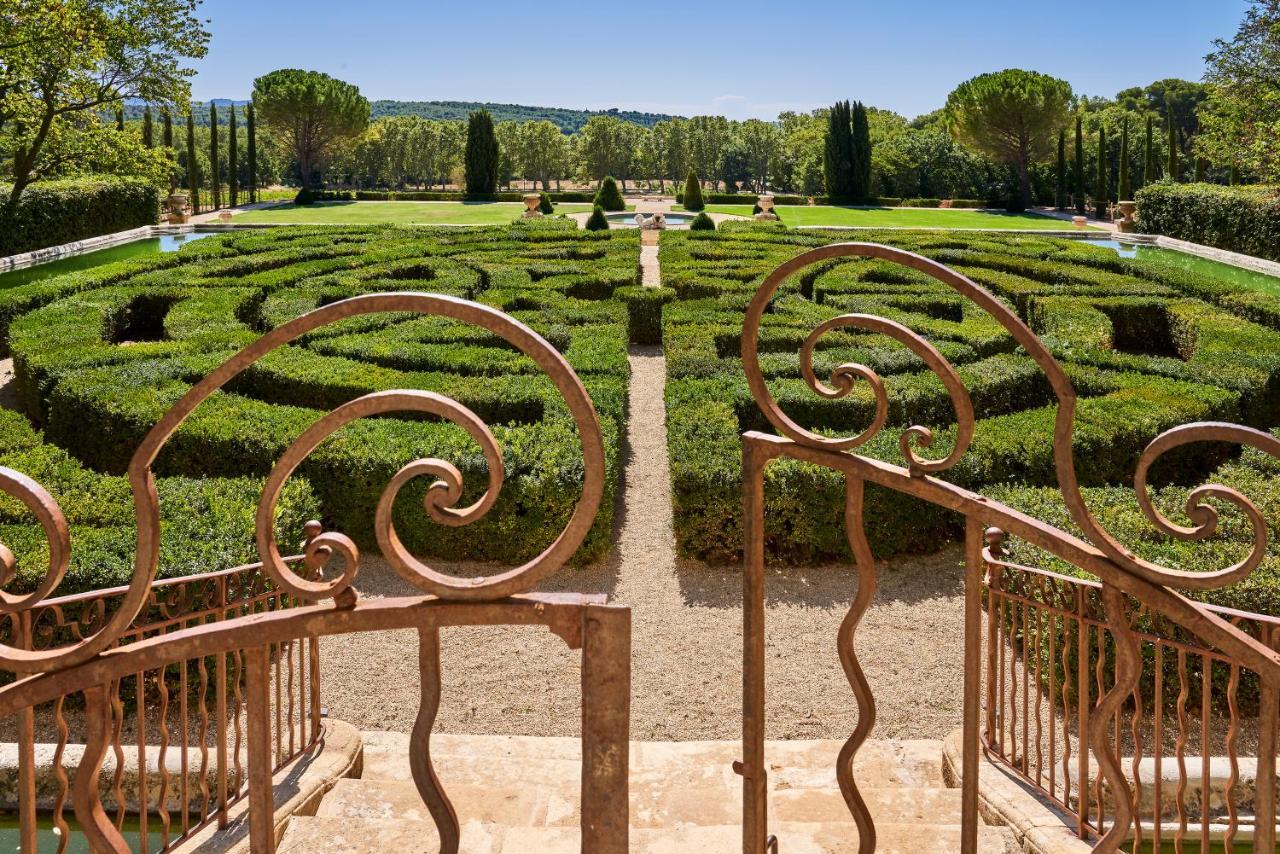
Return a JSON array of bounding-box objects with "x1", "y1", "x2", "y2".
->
[{"x1": 0, "y1": 220, "x2": 640, "y2": 592}]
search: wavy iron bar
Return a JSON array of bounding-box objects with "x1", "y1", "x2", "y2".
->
[
  {"x1": 737, "y1": 243, "x2": 1280, "y2": 854},
  {"x1": 0, "y1": 292, "x2": 631, "y2": 854}
]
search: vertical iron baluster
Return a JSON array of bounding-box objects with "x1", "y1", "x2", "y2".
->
[
  {"x1": 245, "y1": 645, "x2": 275, "y2": 854},
  {"x1": 1049, "y1": 609, "x2": 1058, "y2": 804},
  {"x1": 740, "y1": 441, "x2": 768, "y2": 854},
  {"x1": 180, "y1": 657, "x2": 189, "y2": 836},
  {"x1": 136, "y1": 671, "x2": 149, "y2": 854},
  {"x1": 1153, "y1": 643, "x2": 1164, "y2": 854},
  {"x1": 231, "y1": 648, "x2": 244, "y2": 795},
  {"x1": 157, "y1": 643, "x2": 171, "y2": 847},
  {"x1": 52, "y1": 695, "x2": 70, "y2": 854},
  {"x1": 581, "y1": 606, "x2": 632, "y2": 854},
  {"x1": 1032, "y1": 598, "x2": 1044, "y2": 788},
  {"x1": 959, "y1": 521, "x2": 986, "y2": 854},
  {"x1": 1223, "y1": 661, "x2": 1239, "y2": 854},
  {"x1": 16, "y1": 613, "x2": 36, "y2": 854},
  {"x1": 197, "y1": 641, "x2": 211, "y2": 820},
  {"x1": 74, "y1": 684, "x2": 130, "y2": 853},
  {"x1": 1254, "y1": 625, "x2": 1278, "y2": 854},
  {"x1": 309, "y1": 636, "x2": 321, "y2": 746},
  {"x1": 287, "y1": 639, "x2": 296, "y2": 757},
  {"x1": 1095, "y1": 621, "x2": 1107, "y2": 836},
  {"x1": 1076, "y1": 588, "x2": 1089, "y2": 837},
  {"x1": 110, "y1": 678, "x2": 126, "y2": 830},
  {"x1": 274, "y1": 642, "x2": 283, "y2": 767},
  {"x1": 1200, "y1": 659, "x2": 1211, "y2": 854},
  {"x1": 1175, "y1": 648, "x2": 1189, "y2": 854},
  {"x1": 1021, "y1": 598, "x2": 1030, "y2": 775}
]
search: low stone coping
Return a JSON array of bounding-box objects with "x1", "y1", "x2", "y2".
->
[{"x1": 0, "y1": 226, "x2": 154, "y2": 274}]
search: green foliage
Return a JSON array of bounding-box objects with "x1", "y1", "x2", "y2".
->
[
  {"x1": 851, "y1": 102, "x2": 872, "y2": 202},
  {"x1": 1095, "y1": 126, "x2": 1109, "y2": 218},
  {"x1": 1118, "y1": 118, "x2": 1132, "y2": 200},
  {"x1": 1055, "y1": 130, "x2": 1066, "y2": 210},
  {"x1": 824, "y1": 100, "x2": 860, "y2": 202},
  {"x1": 945, "y1": 69, "x2": 1073, "y2": 207},
  {"x1": 659, "y1": 225, "x2": 1280, "y2": 579},
  {"x1": 464, "y1": 109, "x2": 500, "y2": 196},
  {"x1": 689, "y1": 212, "x2": 716, "y2": 231},
  {"x1": 0, "y1": 177, "x2": 160, "y2": 256},
  {"x1": 1201, "y1": 2, "x2": 1280, "y2": 182},
  {"x1": 0, "y1": 0, "x2": 209, "y2": 204},
  {"x1": 538, "y1": 191, "x2": 554, "y2": 215},
  {"x1": 594, "y1": 176, "x2": 625, "y2": 211},
  {"x1": 683, "y1": 171, "x2": 705, "y2": 211},
  {"x1": 1143, "y1": 115, "x2": 1156, "y2": 188},
  {"x1": 142, "y1": 107, "x2": 154, "y2": 148},
  {"x1": 1168, "y1": 114, "x2": 1179, "y2": 181},
  {"x1": 246, "y1": 103, "x2": 258, "y2": 203},
  {"x1": 209, "y1": 103, "x2": 220, "y2": 209},
  {"x1": 615, "y1": 286, "x2": 675, "y2": 344},
  {"x1": 228, "y1": 106, "x2": 239, "y2": 207},
  {"x1": 5, "y1": 223, "x2": 637, "y2": 570},
  {"x1": 1074, "y1": 115, "x2": 1086, "y2": 215},
  {"x1": 185, "y1": 110, "x2": 200, "y2": 210},
  {"x1": 1135, "y1": 182, "x2": 1280, "y2": 263},
  {"x1": 585, "y1": 204, "x2": 610, "y2": 231},
  {"x1": 252, "y1": 69, "x2": 370, "y2": 190}
]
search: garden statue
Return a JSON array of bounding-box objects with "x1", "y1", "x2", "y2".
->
[
  {"x1": 634, "y1": 213, "x2": 666, "y2": 230},
  {"x1": 522, "y1": 193, "x2": 544, "y2": 218}
]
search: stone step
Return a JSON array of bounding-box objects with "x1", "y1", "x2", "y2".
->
[
  {"x1": 361, "y1": 731, "x2": 946, "y2": 790},
  {"x1": 279, "y1": 815, "x2": 1016, "y2": 853},
  {"x1": 317, "y1": 776, "x2": 971, "y2": 829}
]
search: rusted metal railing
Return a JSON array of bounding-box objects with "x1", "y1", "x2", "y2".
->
[
  {"x1": 0, "y1": 292, "x2": 631, "y2": 853},
  {"x1": 982, "y1": 537, "x2": 1280, "y2": 851},
  {"x1": 1, "y1": 559, "x2": 320, "y2": 852},
  {"x1": 737, "y1": 242, "x2": 1280, "y2": 854}
]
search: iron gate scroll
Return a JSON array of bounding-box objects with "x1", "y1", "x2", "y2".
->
[
  {"x1": 737, "y1": 243, "x2": 1280, "y2": 854},
  {"x1": 0, "y1": 292, "x2": 631, "y2": 854}
]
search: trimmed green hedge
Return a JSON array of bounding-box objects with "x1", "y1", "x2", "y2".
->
[
  {"x1": 1135, "y1": 183, "x2": 1280, "y2": 263},
  {"x1": 661, "y1": 224, "x2": 1280, "y2": 613},
  {"x1": 303, "y1": 189, "x2": 596, "y2": 203},
  {"x1": 3, "y1": 221, "x2": 639, "y2": 585},
  {"x1": 0, "y1": 177, "x2": 161, "y2": 257}
]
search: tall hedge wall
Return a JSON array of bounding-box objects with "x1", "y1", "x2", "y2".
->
[
  {"x1": 660, "y1": 222, "x2": 1280, "y2": 614},
  {"x1": 1, "y1": 220, "x2": 638, "y2": 591},
  {"x1": 0, "y1": 177, "x2": 162, "y2": 257},
  {"x1": 1135, "y1": 183, "x2": 1280, "y2": 263}
]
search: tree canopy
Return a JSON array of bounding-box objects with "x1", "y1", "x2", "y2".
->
[
  {"x1": 252, "y1": 69, "x2": 369, "y2": 190},
  {"x1": 1200, "y1": 0, "x2": 1280, "y2": 181},
  {"x1": 0, "y1": 0, "x2": 209, "y2": 205},
  {"x1": 945, "y1": 69, "x2": 1073, "y2": 207},
  {"x1": 464, "y1": 109, "x2": 499, "y2": 195}
]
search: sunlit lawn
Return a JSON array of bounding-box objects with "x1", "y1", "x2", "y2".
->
[
  {"x1": 234, "y1": 200, "x2": 612, "y2": 225},
  {"x1": 679, "y1": 204, "x2": 1095, "y2": 230}
]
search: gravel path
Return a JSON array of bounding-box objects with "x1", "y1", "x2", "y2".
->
[{"x1": 320, "y1": 342, "x2": 970, "y2": 741}]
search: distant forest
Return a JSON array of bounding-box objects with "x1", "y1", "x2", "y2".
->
[{"x1": 122, "y1": 100, "x2": 679, "y2": 133}]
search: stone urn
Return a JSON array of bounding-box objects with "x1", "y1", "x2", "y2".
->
[
  {"x1": 166, "y1": 192, "x2": 190, "y2": 225},
  {"x1": 522, "y1": 193, "x2": 544, "y2": 218},
  {"x1": 754, "y1": 195, "x2": 778, "y2": 221},
  {"x1": 1115, "y1": 200, "x2": 1137, "y2": 234},
  {"x1": 217, "y1": 209, "x2": 234, "y2": 224},
  {"x1": 1071, "y1": 215, "x2": 1088, "y2": 231}
]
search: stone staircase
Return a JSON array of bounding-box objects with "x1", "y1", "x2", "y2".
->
[{"x1": 279, "y1": 732, "x2": 1016, "y2": 852}]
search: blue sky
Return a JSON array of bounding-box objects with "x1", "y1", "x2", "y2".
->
[{"x1": 193, "y1": 1, "x2": 1245, "y2": 119}]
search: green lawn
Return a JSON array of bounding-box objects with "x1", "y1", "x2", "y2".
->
[
  {"x1": 234, "y1": 200, "x2": 609, "y2": 225},
  {"x1": 678, "y1": 204, "x2": 1094, "y2": 230}
]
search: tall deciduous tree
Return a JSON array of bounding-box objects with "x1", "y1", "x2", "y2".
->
[
  {"x1": 252, "y1": 69, "x2": 370, "y2": 190},
  {"x1": 209, "y1": 103, "x2": 220, "y2": 209},
  {"x1": 945, "y1": 69, "x2": 1073, "y2": 208},
  {"x1": 1118, "y1": 118, "x2": 1131, "y2": 200},
  {"x1": 186, "y1": 109, "x2": 200, "y2": 211},
  {"x1": 1200, "y1": 1, "x2": 1280, "y2": 181},
  {"x1": 0, "y1": 0, "x2": 209, "y2": 206},
  {"x1": 247, "y1": 103, "x2": 258, "y2": 202},
  {"x1": 464, "y1": 109, "x2": 499, "y2": 195},
  {"x1": 228, "y1": 105, "x2": 238, "y2": 207}
]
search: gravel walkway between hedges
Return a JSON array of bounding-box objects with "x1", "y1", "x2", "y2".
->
[{"x1": 319, "y1": 342, "x2": 971, "y2": 741}]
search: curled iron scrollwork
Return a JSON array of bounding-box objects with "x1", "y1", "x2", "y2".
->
[{"x1": 0, "y1": 291, "x2": 605, "y2": 672}]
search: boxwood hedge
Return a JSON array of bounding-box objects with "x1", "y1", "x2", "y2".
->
[
  {"x1": 661, "y1": 222, "x2": 1280, "y2": 613},
  {"x1": 0, "y1": 177, "x2": 162, "y2": 257},
  {"x1": 1, "y1": 220, "x2": 639, "y2": 589}
]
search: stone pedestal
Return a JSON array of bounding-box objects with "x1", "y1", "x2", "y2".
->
[
  {"x1": 1115, "y1": 200, "x2": 1137, "y2": 234},
  {"x1": 522, "y1": 193, "x2": 544, "y2": 218},
  {"x1": 166, "y1": 193, "x2": 190, "y2": 225},
  {"x1": 1071, "y1": 216, "x2": 1087, "y2": 231}
]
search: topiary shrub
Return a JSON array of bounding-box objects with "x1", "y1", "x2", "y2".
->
[
  {"x1": 294, "y1": 187, "x2": 317, "y2": 206},
  {"x1": 538, "y1": 191, "x2": 554, "y2": 215},
  {"x1": 683, "y1": 171, "x2": 705, "y2": 211},
  {"x1": 585, "y1": 205, "x2": 610, "y2": 231},
  {"x1": 594, "y1": 177, "x2": 625, "y2": 212},
  {"x1": 689, "y1": 212, "x2": 715, "y2": 231},
  {"x1": 0, "y1": 177, "x2": 161, "y2": 257},
  {"x1": 1135, "y1": 183, "x2": 1280, "y2": 263}
]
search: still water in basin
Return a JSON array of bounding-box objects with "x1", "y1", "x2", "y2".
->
[
  {"x1": 604, "y1": 212, "x2": 692, "y2": 227},
  {"x1": 1082, "y1": 238, "x2": 1280, "y2": 297},
  {"x1": 0, "y1": 233, "x2": 211, "y2": 290}
]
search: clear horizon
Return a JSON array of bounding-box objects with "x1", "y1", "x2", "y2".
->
[{"x1": 191, "y1": 0, "x2": 1245, "y2": 120}]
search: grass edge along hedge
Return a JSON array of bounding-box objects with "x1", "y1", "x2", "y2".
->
[
  {"x1": 0, "y1": 176, "x2": 161, "y2": 257},
  {"x1": 1136, "y1": 183, "x2": 1280, "y2": 264}
]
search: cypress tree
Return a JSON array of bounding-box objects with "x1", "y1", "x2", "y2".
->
[
  {"x1": 162, "y1": 109, "x2": 175, "y2": 193},
  {"x1": 1095, "y1": 126, "x2": 1108, "y2": 220},
  {"x1": 186, "y1": 110, "x2": 200, "y2": 212},
  {"x1": 228, "y1": 105, "x2": 238, "y2": 207},
  {"x1": 1073, "y1": 116, "x2": 1085, "y2": 215},
  {"x1": 1167, "y1": 115, "x2": 1178, "y2": 182},
  {"x1": 1142, "y1": 115, "x2": 1155, "y2": 188},
  {"x1": 584, "y1": 205, "x2": 609, "y2": 231},
  {"x1": 1055, "y1": 130, "x2": 1066, "y2": 210},
  {"x1": 247, "y1": 103, "x2": 258, "y2": 203},
  {"x1": 115, "y1": 107, "x2": 124, "y2": 132},
  {"x1": 1194, "y1": 157, "x2": 1206, "y2": 183},
  {"x1": 1230, "y1": 161, "x2": 1240, "y2": 186},
  {"x1": 594, "y1": 176, "x2": 625, "y2": 211},
  {"x1": 683, "y1": 170, "x2": 704, "y2": 211},
  {"x1": 464, "y1": 110, "x2": 499, "y2": 196},
  {"x1": 850, "y1": 101, "x2": 872, "y2": 203},
  {"x1": 209, "y1": 103, "x2": 220, "y2": 209},
  {"x1": 1118, "y1": 118, "x2": 1131, "y2": 201},
  {"x1": 823, "y1": 100, "x2": 854, "y2": 201},
  {"x1": 142, "y1": 107, "x2": 153, "y2": 148}
]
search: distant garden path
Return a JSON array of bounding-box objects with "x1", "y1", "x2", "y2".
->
[{"x1": 320, "y1": 233, "x2": 970, "y2": 741}]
